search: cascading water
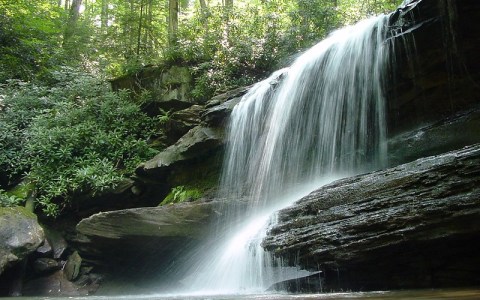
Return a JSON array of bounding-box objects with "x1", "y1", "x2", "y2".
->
[{"x1": 178, "y1": 13, "x2": 392, "y2": 295}]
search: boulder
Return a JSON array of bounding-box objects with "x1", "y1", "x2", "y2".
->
[
  {"x1": 156, "y1": 104, "x2": 204, "y2": 146},
  {"x1": 110, "y1": 65, "x2": 193, "y2": 113},
  {"x1": 0, "y1": 207, "x2": 44, "y2": 275},
  {"x1": 35, "y1": 239, "x2": 52, "y2": 257},
  {"x1": 43, "y1": 227, "x2": 68, "y2": 260},
  {"x1": 263, "y1": 144, "x2": 480, "y2": 291}
]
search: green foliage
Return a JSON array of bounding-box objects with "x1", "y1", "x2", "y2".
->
[
  {"x1": 171, "y1": 3, "x2": 297, "y2": 99},
  {"x1": 161, "y1": 185, "x2": 202, "y2": 205},
  {"x1": 0, "y1": 1, "x2": 65, "y2": 82},
  {"x1": 169, "y1": 0, "x2": 401, "y2": 99},
  {"x1": 0, "y1": 68, "x2": 158, "y2": 217}
]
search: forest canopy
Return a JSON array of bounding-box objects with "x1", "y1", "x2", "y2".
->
[{"x1": 0, "y1": 0, "x2": 402, "y2": 217}]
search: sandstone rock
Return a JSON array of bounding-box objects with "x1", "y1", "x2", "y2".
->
[
  {"x1": 201, "y1": 85, "x2": 251, "y2": 126},
  {"x1": 73, "y1": 200, "x2": 242, "y2": 283},
  {"x1": 76, "y1": 201, "x2": 220, "y2": 240},
  {"x1": 138, "y1": 125, "x2": 224, "y2": 177},
  {"x1": 0, "y1": 207, "x2": 44, "y2": 275},
  {"x1": 263, "y1": 144, "x2": 480, "y2": 291},
  {"x1": 158, "y1": 104, "x2": 204, "y2": 145}
]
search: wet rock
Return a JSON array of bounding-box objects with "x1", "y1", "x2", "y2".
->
[
  {"x1": 0, "y1": 207, "x2": 44, "y2": 275},
  {"x1": 263, "y1": 144, "x2": 480, "y2": 291},
  {"x1": 64, "y1": 251, "x2": 82, "y2": 281},
  {"x1": 32, "y1": 258, "x2": 59, "y2": 274}
]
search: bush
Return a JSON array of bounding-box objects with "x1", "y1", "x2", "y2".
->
[{"x1": 0, "y1": 68, "x2": 158, "y2": 217}]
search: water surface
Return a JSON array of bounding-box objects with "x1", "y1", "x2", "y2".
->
[{"x1": 11, "y1": 289, "x2": 480, "y2": 300}]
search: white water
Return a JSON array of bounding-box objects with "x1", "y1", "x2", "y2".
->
[{"x1": 178, "y1": 14, "x2": 392, "y2": 295}]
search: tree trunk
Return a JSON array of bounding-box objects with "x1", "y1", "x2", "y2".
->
[
  {"x1": 145, "y1": 0, "x2": 153, "y2": 50},
  {"x1": 63, "y1": 0, "x2": 82, "y2": 46},
  {"x1": 101, "y1": 0, "x2": 108, "y2": 30},
  {"x1": 224, "y1": 0, "x2": 233, "y2": 9},
  {"x1": 168, "y1": 0, "x2": 179, "y2": 46},
  {"x1": 136, "y1": 0, "x2": 145, "y2": 55},
  {"x1": 199, "y1": 0, "x2": 209, "y2": 30}
]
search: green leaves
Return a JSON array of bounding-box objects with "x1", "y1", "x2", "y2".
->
[{"x1": 0, "y1": 68, "x2": 158, "y2": 217}]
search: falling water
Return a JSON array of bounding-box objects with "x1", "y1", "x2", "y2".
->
[{"x1": 180, "y1": 13, "x2": 392, "y2": 295}]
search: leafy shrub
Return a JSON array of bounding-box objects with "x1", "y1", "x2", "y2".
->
[{"x1": 0, "y1": 68, "x2": 158, "y2": 217}]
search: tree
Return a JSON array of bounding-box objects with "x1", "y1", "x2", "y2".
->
[
  {"x1": 101, "y1": 0, "x2": 109, "y2": 30},
  {"x1": 63, "y1": 0, "x2": 83, "y2": 48},
  {"x1": 168, "y1": 0, "x2": 179, "y2": 45}
]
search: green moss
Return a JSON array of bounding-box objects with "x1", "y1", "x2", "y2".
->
[
  {"x1": 0, "y1": 206, "x2": 36, "y2": 219},
  {"x1": 160, "y1": 185, "x2": 202, "y2": 205},
  {"x1": 8, "y1": 181, "x2": 35, "y2": 199}
]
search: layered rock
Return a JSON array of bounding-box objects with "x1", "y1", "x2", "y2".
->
[
  {"x1": 263, "y1": 144, "x2": 480, "y2": 291},
  {"x1": 387, "y1": 107, "x2": 480, "y2": 166}
]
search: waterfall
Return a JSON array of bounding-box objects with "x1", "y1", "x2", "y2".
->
[{"x1": 179, "y1": 13, "x2": 392, "y2": 295}]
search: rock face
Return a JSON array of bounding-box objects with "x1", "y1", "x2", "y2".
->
[
  {"x1": 386, "y1": 0, "x2": 480, "y2": 136},
  {"x1": 0, "y1": 207, "x2": 44, "y2": 275},
  {"x1": 263, "y1": 144, "x2": 480, "y2": 291}
]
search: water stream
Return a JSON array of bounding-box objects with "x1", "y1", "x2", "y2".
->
[{"x1": 177, "y1": 13, "x2": 392, "y2": 295}]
